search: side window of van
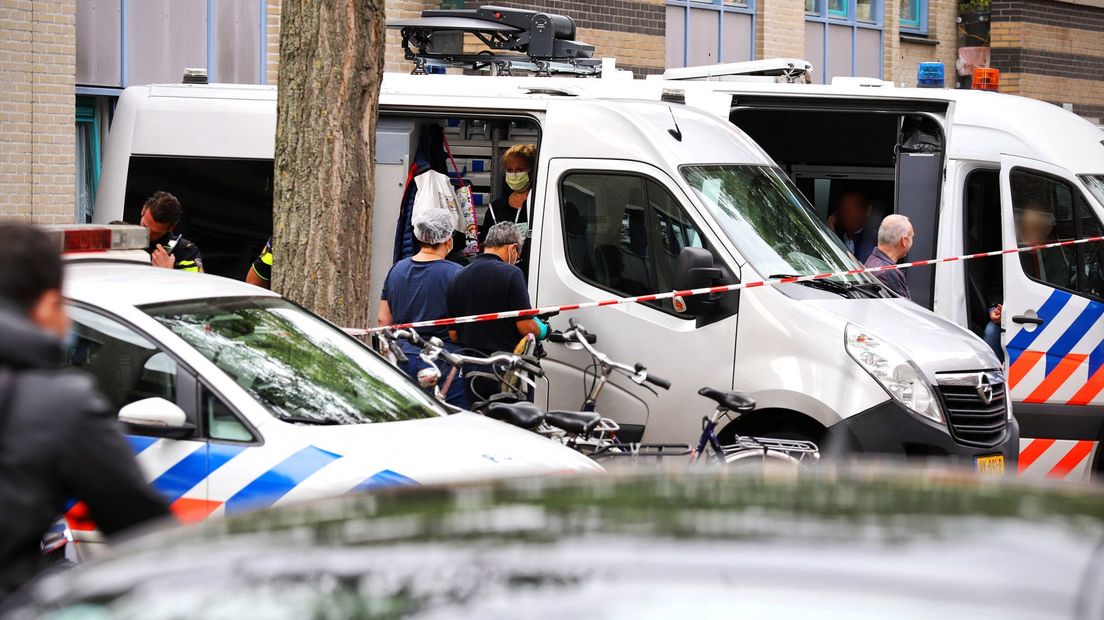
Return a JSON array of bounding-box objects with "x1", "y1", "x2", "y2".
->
[
  {"x1": 561, "y1": 173, "x2": 707, "y2": 315},
  {"x1": 1010, "y1": 169, "x2": 1104, "y2": 298}
]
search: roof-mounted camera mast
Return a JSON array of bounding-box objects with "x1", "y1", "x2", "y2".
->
[{"x1": 387, "y1": 6, "x2": 601, "y2": 77}]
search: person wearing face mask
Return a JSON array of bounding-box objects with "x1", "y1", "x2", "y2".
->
[
  {"x1": 479, "y1": 144, "x2": 536, "y2": 275},
  {"x1": 378, "y1": 209, "x2": 467, "y2": 408},
  {"x1": 447, "y1": 222, "x2": 549, "y2": 403},
  {"x1": 0, "y1": 224, "x2": 168, "y2": 603}
]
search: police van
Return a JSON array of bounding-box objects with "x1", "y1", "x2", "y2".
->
[
  {"x1": 91, "y1": 8, "x2": 1015, "y2": 472},
  {"x1": 605, "y1": 61, "x2": 1104, "y2": 479}
]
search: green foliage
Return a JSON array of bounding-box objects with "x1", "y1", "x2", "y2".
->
[{"x1": 958, "y1": 0, "x2": 990, "y2": 13}]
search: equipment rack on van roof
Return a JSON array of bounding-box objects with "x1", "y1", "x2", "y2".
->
[{"x1": 388, "y1": 6, "x2": 601, "y2": 77}]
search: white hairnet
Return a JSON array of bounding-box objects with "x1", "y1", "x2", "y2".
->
[{"x1": 413, "y1": 209, "x2": 455, "y2": 245}]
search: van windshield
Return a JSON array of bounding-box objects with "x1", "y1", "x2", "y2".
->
[
  {"x1": 682, "y1": 165, "x2": 876, "y2": 285},
  {"x1": 1083, "y1": 175, "x2": 1104, "y2": 207},
  {"x1": 144, "y1": 297, "x2": 444, "y2": 425}
]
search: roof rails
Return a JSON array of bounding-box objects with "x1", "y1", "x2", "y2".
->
[
  {"x1": 387, "y1": 6, "x2": 601, "y2": 77},
  {"x1": 661, "y1": 59, "x2": 813, "y2": 83}
]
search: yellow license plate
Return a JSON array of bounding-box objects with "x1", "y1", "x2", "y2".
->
[{"x1": 975, "y1": 454, "x2": 1005, "y2": 475}]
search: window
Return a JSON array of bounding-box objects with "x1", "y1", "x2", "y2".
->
[
  {"x1": 75, "y1": 97, "x2": 102, "y2": 224},
  {"x1": 1009, "y1": 169, "x2": 1104, "y2": 298},
  {"x1": 666, "y1": 0, "x2": 755, "y2": 68},
  {"x1": 899, "y1": 0, "x2": 926, "y2": 33},
  {"x1": 145, "y1": 296, "x2": 445, "y2": 425},
  {"x1": 805, "y1": 0, "x2": 883, "y2": 83},
  {"x1": 682, "y1": 165, "x2": 878, "y2": 286},
  {"x1": 560, "y1": 173, "x2": 708, "y2": 315},
  {"x1": 202, "y1": 387, "x2": 254, "y2": 442},
  {"x1": 66, "y1": 307, "x2": 177, "y2": 412}
]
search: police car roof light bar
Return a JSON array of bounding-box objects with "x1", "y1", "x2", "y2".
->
[{"x1": 387, "y1": 6, "x2": 600, "y2": 76}]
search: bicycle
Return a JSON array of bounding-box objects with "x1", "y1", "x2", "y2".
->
[{"x1": 552, "y1": 319, "x2": 820, "y2": 468}]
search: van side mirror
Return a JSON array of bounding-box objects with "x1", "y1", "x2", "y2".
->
[
  {"x1": 118, "y1": 397, "x2": 195, "y2": 439},
  {"x1": 674, "y1": 247, "x2": 724, "y2": 316}
]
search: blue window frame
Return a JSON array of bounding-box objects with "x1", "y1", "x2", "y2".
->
[
  {"x1": 75, "y1": 97, "x2": 102, "y2": 224},
  {"x1": 899, "y1": 0, "x2": 928, "y2": 34},
  {"x1": 666, "y1": 0, "x2": 756, "y2": 68},
  {"x1": 804, "y1": 0, "x2": 884, "y2": 83}
]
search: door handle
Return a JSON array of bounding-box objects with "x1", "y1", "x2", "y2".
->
[{"x1": 1012, "y1": 315, "x2": 1044, "y2": 326}]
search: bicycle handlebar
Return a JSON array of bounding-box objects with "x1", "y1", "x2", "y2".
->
[{"x1": 558, "y1": 322, "x2": 671, "y2": 390}]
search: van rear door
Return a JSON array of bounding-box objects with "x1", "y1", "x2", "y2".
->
[
  {"x1": 534, "y1": 158, "x2": 740, "y2": 443},
  {"x1": 999, "y1": 154, "x2": 1104, "y2": 479}
]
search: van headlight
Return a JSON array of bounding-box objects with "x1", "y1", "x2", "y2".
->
[{"x1": 845, "y1": 324, "x2": 944, "y2": 424}]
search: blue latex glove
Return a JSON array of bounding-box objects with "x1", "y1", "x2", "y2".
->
[{"x1": 535, "y1": 317, "x2": 550, "y2": 341}]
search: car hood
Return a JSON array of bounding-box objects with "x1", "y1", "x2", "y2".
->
[
  {"x1": 269, "y1": 412, "x2": 601, "y2": 499},
  {"x1": 805, "y1": 297, "x2": 1001, "y2": 380},
  {"x1": 14, "y1": 470, "x2": 1104, "y2": 619}
]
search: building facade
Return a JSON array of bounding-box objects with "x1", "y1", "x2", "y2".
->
[{"x1": 0, "y1": 0, "x2": 1100, "y2": 224}]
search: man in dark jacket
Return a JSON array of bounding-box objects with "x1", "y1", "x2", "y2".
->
[
  {"x1": 864, "y1": 214, "x2": 915, "y2": 300},
  {"x1": 0, "y1": 224, "x2": 168, "y2": 602}
]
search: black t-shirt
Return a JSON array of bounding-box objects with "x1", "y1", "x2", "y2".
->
[
  {"x1": 446, "y1": 253, "x2": 532, "y2": 354},
  {"x1": 478, "y1": 196, "x2": 531, "y2": 276},
  {"x1": 148, "y1": 233, "x2": 203, "y2": 272}
]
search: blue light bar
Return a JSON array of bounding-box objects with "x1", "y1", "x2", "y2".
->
[{"x1": 917, "y1": 62, "x2": 945, "y2": 88}]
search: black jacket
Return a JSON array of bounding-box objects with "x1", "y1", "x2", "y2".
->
[{"x1": 0, "y1": 304, "x2": 168, "y2": 600}]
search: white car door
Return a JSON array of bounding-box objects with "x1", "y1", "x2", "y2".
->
[
  {"x1": 533, "y1": 158, "x2": 741, "y2": 444},
  {"x1": 65, "y1": 305, "x2": 211, "y2": 526},
  {"x1": 999, "y1": 155, "x2": 1104, "y2": 479}
]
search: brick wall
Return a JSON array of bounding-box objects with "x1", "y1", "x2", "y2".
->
[
  {"x1": 266, "y1": 0, "x2": 281, "y2": 85},
  {"x1": 757, "y1": 0, "x2": 806, "y2": 60},
  {"x1": 991, "y1": 0, "x2": 1104, "y2": 121},
  {"x1": 0, "y1": 0, "x2": 76, "y2": 224},
  {"x1": 891, "y1": 0, "x2": 957, "y2": 85}
]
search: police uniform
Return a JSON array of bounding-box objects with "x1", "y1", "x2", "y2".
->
[
  {"x1": 251, "y1": 237, "x2": 273, "y2": 283},
  {"x1": 147, "y1": 233, "x2": 203, "y2": 272}
]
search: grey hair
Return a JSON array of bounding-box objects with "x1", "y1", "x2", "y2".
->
[
  {"x1": 878, "y1": 214, "x2": 913, "y2": 246},
  {"x1": 412, "y1": 209, "x2": 455, "y2": 245},
  {"x1": 485, "y1": 221, "x2": 522, "y2": 248}
]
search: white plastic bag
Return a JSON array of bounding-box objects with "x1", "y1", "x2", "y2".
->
[{"x1": 412, "y1": 170, "x2": 462, "y2": 233}]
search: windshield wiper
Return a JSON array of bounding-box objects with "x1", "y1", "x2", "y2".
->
[
  {"x1": 281, "y1": 415, "x2": 342, "y2": 426},
  {"x1": 769, "y1": 274, "x2": 855, "y2": 296}
]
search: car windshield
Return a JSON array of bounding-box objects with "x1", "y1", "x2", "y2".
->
[
  {"x1": 144, "y1": 297, "x2": 444, "y2": 425},
  {"x1": 1082, "y1": 174, "x2": 1104, "y2": 207},
  {"x1": 682, "y1": 165, "x2": 877, "y2": 285}
]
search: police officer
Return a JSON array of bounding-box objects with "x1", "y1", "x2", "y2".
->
[
  {"x1": 0, "y1": 224, "x2": 168, "y2": 602},
  {"x1": 140, "y1": 191, "x2": 204, "y2": 272},
  {"x1": 245, "y1": 236, "x2": 273, "y2": 289}
]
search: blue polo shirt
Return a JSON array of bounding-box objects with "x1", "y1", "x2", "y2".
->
[{"x1": 381, "y1": 257, "x2": 462, "y2": 341}]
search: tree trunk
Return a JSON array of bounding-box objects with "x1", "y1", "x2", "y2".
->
[{"x1": 272, "y1": 0, "x2": 385, "y2": 328}]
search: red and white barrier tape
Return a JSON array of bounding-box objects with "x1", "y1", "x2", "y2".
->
[{"x1": 369, "y1": 235, "x2": 1104, "y2": 333}]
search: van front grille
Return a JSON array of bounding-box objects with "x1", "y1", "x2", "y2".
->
[{"x1": 936, "y1": 372, "x2": 1008, "y2": 449}]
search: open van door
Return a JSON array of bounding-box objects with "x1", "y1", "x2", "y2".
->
[
  {"x1": 999, "y1": 154, "x2": 1104, "y2": 479},
  {"x1": 534, "y1": 158, "x2": 740, "y2": 443}
]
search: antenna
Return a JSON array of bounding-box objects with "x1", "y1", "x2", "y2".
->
[{"x1": 388, "y1": 6, "x2": 601, "y2": 77}]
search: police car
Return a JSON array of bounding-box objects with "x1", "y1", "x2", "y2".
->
[{"x1": 48, "y1": 226, "x2": 600, "y2": 544}]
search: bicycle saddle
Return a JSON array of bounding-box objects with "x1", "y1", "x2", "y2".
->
[
  {"x1": 545, "y1": 410, "x2": 602, "y2": 436},
  {"x1": 484, "y1": 401, "x2": 545, "y2": 430},
  {"x1": 698, "y1": 387, "x2": 756, "y2": 413}
]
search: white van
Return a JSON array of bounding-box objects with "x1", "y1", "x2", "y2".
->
[
  {"x1": 92, "y1": 74, "x2": 1015, "y2": 471},
  {"x1": 581, "y1": 65, "x2": 1104, "y2": 479}
]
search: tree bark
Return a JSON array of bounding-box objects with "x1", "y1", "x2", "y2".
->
[{"x1": 273, "y1": 0, "x2": 385, "y2": 328}]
